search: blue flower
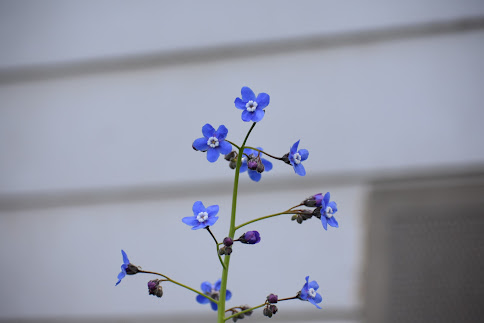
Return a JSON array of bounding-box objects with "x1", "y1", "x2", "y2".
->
[
  {"x1": 116, "y1": 250, "x2": 130, "y2": 286},
  {"x1": 299, "y1": 276, "x2": 322, "y2": 309},
  {"x1": 288, "y1": 140, "x2": 309, "y2": 176},
  {"x1": 234, "y1": 86, "x2": 270, "y2": 122},
  {"x1": 182, "y1": 201, "x2": 219, "y2": 230},
  {"x1": 238, "y1": 230, "x2": 261, "y2": 244},
  {"x1": 319, "y1": 192, "x2": 338, "y2": 230},
  {"x1": 196, "y1": 279, "x2": 232, "y2": 311},
  {"x1": 193, "y1": 124, "x2": 232, "y2": 162},
  {"x1": 239, "y1": 147, "x2": 273, "y2": 182}
]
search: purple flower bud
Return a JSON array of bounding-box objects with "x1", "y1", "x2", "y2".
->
[
  {"x1": 223, "y1": 237, "x2": 234, "y2": 247},
  {"x1": 247, "y1": 158, "x2": 258, "y2": 170},
  {"x1": 148, "y1": 279, "x2": 163, "y2": 298},
  {"x1": 239, "y1": 231, "x2": 261, "y2": 244},
  {"x1": 267, "y1": 293, "x2": 278, "y2": 303}
]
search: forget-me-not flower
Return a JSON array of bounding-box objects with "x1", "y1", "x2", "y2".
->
[
  {"x1": 196, "y1": 279, "x2": 232, "y2": 311},
  {"x1": 116, "y1": 250, "x2": 138, "y2": 286},
  {"x1": 239, "y1": 147, "x2": 273, "y2": 182},
  {"x1": 319, "y1": 192, "x2": 338, "y2": 230},
  {"x1": 299, "y1": 276, "x2": 322, "y2": 309},
  {"x1": 234, "y1": 86, "x2": 270, "y2": 122},
  {"x1": 193, "y1": 124, "x2": 232, "y2": 162},
  {"x1": 288, "y1": 140, "x2": 309, "y2": 176},
  {"x1": 182, "y1": 201, "x2": 219, "y2": 230}
]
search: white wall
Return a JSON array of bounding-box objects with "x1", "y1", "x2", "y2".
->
[{"x1": 0, "y1": 1, "x2": 483, "y2": 321}]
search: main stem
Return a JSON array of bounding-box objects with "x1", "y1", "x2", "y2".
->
[{"x1": 217, "y1": 122, "x2": 256, "y2": 323}]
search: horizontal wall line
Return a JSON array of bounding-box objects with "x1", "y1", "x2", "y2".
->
[
  {"x1": 0, "y1": 16, "x2": 483, "y2": 85},
  {"x1": 1, "y1": 164, "x2": 483, "y2": 212}
]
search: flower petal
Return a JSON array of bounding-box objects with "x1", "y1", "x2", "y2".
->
[
  {"x1": 201, "y1": 282, "x2": 212, "y2": 294},
  {"x1": 214, "y1": 279, "x2": 222, "y2": 291},
  {"x1": 313, "y1": 292, "x2": 323, "y2": 305},
  {"x1": 294, "y1": 163, "x2": 306, "y2": 176},
  {"x1": 262, "y1": 158, "x2": 273, "y2": 172},
  {"x1": 226, "y1": 289, "x2": 232, "y2": 301},
  {"x1": 192, "y1": 222, "x2": 207, "y2": 230},
  {"x1": 193, "y1": 137, "x2": 209, "y2": 151},
  {"x1": 121, "y1": 250, "x2": 129, "y2": 265},
  {"x1": 207, "y1": 148, "x2": 220, "y2": 162},
  {"x1": 241, "y1": 110, "x2": 252, "y2": 122},
  {"x1": 328, "y1": 201, "x2": 338, "y2": 213},
  {"x1": 251, "y1": 108, "x2": 265, "y2": 122},
  {"x1": 202, "y1": 124, "x2": 215, "y2": 138},
  {"x1": 219, "y1": 141, "x2": 232, "y2": 155},
  {"x1": 239, "y1": 161, "x2": 248, "y2": 173},
  {"x1": 256, "y1": 92, "x2": 270, "y2": 109},
  {"x1": 327, "y1": 216, "x2": 339, "y2": 228},
  {"x1": 210, "y1": 301, "x2": 218, "y2": 311},
  {"x1": 182, "y1": 216, "x2": 199, "y2": 226},
  {"x1": 248, "y1": 170, "x2": 261, "y2": 182},
  {"x1": 206, "y1": 205, "x2": 219, "y2": 217},
  {"x1": 298, "y1": 149, "x2": 309, "y2": 161},
  {"x1": 205, "y1": 216, "x2": 219, "y2": 227},
  {"x1": 308, "y1": 280, "x2": 319, "y2": 291},
  {"x1": 241, "y1": 86, "x2": 256, "y2": 102},
  {"x1": 234, "y1": 97, "x2": 246, "y2": 110},
  {"x1": 243, "y1": 148, "x2": 255, "y2": 155},
  {"x1": 192, "y1": 201, "x2": 205, "y2": 215},
  {"x1": 196, "y1": 294, "x2": 210, "y2": 304},
  {"x1": 290, "y1": 140, "x2": 300, "y2": 155},
  {"x1": 215, "y1": 125, "x2": 228, "y2": 141},
  {"x1": 323, "y1": 192, "x2": 330, "y2": 206},
  {"x1": 308, "y1": 297, "x2": 322, "y2": 309},
  {"x1": 321, "y1": 216, "x2": 328, "y2": 230}
]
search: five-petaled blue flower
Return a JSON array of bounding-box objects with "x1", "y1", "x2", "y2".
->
[
  {"x1": 234, "y1": 86, "x2": 270, "y2": 122},
  {"x1": 182, "y1": 201, "x2": 219, "y2": 230},
  {"x1": 116, "y1": 250, "x2": 130, "y2": 286},
  {"x1": 240, "y1": 147, "x2": 273, "y2": 182},
  {"x1": 193, "y1": 124, "x2": 232, "y2": 163},
  {"x1": 319, "y1": 192, "x2": 338, "y2": 230},
  {"x1": 288, "y1": 140, "x2": 309, "y2": 176},
  {"x1": 299, "y1": 276, "x2": 322, "y2": 309},
  {"x1": 196, "y1": 279, "x2": 232, "y2": 311}
]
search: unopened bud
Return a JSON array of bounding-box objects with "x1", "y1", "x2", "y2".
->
[
  {"x1": 270, "y1": 304, "x2": 278, "y2": 315},
  {"x1": 225, "y1": 151, "x2": 237, "y2": 161},
  {"x1": 263, "y1": 306, "x2": 273, "y2": 318},
  {"x1": 267, "y1": 293, "x2": 278, "y2": 303},
  {"x1": 240, "y1": 305, "x2": 252, "y2": 316},
  {"x1": 223, "y1": 237, "x2": 234, "y2": 247},
  {"x1": 147, "y1": 279, "x2": 163, "y2": 298},
  {"x1": 126, "y1": 264, "x2": 139, "y2": 275},
  {"x1": 247, "y1": 158, "x2": 258, "y2": 170},
  {"x1": 256, "y1": 161, "x2": 265, "y2": 173},
  {"x1": 229, "y1": 159, "x2": 237, "y2": 169}
]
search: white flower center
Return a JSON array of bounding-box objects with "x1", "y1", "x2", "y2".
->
[
  {"x1": 207, "y1": 136, "x2": 219, "y2": 148},
  {"x1": 293, "y1": 152, "x2": 301, "y2": 165},
  {"x1": 308, "y1": 288, "x2": 316, "y2": 298},
  {"x1": 325, "y1": 206, "x2": 333, "y2": 218},
  {"x1": 245, "y1": 100, "x2": 258, "y2": 112},
  {"x1": 197, "y1": 212, "x2": 208, "y2": 222}
]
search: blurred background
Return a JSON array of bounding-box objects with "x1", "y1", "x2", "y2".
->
[{"x1": 1, "y1": 1, "x2": 483, "y2": 322}]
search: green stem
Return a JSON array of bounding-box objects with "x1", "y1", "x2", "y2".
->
[
  {"x1": 243, "y1": 145, "x2": 284, "y2": 161},
  {"x1": 138, "y1": 270, "x2": 218, "y2": 304},
  {"x1": 234, "y1": 211, "x2": 290, "y2": 231},
  {"x1": 225, "y1": 140, "x2": 241, "y2": 150},
  {"x1": 206, "y1": 227, "x2": 227, "y2": 270},
  {"x1": 217, "y1": 122, "x2": 257, "y2": 323},
  {"x1": 224, "y1": 296, "x2": 299, "y2": 321}
]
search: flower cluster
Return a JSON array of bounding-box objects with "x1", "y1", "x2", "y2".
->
[
  {"x1": 292, "y1": 192, "x2": 339, "y2": 230},
  {"x1": 116, "y1": 85, "x2": 342, "y2": 322}
]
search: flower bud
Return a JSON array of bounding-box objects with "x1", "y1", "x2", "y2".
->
[
  {"x1": 263, "y1": 306, "x2": 273, "y2": 318},
  {"x1": 256, "y1": 160, "x2": 265, "y2": 173},
  {"x1": 238, "y1": 231, "x2": 261, "y2": 244},
  {"x1": 125, "y1": 263, "x2": 139, "y2": 275},
  {"x1": 229, "y1": 159, "x2": 237, "y2": 169},
  {"x1": 270, "y1": 304, "x2": 278, "y2": 315},
  {"x1": 225, "y1": 151, "x2": 237, "y2": 161},
  {"x1": 247, "y1": 158, "x2": 258, "y2": 170},
  {"x1": 223, "y1": 237, "x2": 234, "y2": 247},
  {"x1": 240, "y1": 305, "x2": 252, "y2": 316},
  {"x1": 219, "y1": 246, "x2": 233, "y2": 256},
  {"x1": 267, "y1": 293, "x2": 278, "y2": 303},
  {"x1": 147, "y1": 279, "x2": 163, "y2": 298},
  {"x1": 312, "y1": 207, "x2": 322, "y2": 219}
]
